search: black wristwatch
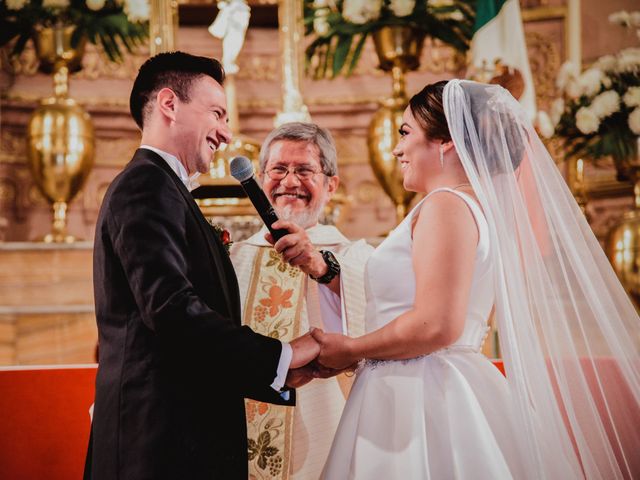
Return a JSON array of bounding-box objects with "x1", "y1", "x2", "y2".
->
[{"x1": 310, "y1": 250, "x2": 341, "y2": 284}]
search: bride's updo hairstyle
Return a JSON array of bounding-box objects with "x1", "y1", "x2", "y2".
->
[
  {"x1": 409, "y1": 80, "x2": 526, "y2": 174},
  {"x1": 408, "y1": 80, "x2": 451, "y2": 143}
]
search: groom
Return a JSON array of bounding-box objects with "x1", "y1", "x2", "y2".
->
[{"x1": 84, "y1": 52, "x2": 319, "y2": 480}]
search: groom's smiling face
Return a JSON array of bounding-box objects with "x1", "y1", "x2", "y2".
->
[
  {"x1": 172, "y1": 76, "x2": 232, "y2": 175},
  {"x1": 260, "y1": 140, "x2": 338, "y2": 229}
]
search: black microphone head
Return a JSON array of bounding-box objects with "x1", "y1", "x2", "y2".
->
[{"x1": 230, "y1": 156, "x2": 254, "y2": 182}]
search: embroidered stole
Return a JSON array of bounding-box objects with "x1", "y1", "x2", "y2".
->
[{"x1": 244, "y1": 248, "x2": 306, "y2": 480}]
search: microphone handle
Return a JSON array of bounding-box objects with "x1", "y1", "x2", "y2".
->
[{"x1": 240, "y1": 178, "x2": 289, "y2": 242}]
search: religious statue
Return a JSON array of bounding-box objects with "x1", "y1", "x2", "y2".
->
[{"x1": 209, "y1": 0, "x2": 251, "y2": 74}]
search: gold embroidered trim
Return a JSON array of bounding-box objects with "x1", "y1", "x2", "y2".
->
[{"x1": 244, "y1": 247, "x2": 305, "y2": 479}]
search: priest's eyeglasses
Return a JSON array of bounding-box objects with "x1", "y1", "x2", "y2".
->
[{"x1": 265, "y1": 165, "x2": 326, "y2": 181}]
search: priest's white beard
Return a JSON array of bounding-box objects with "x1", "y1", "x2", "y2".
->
[{"x1": 275, "y1": 203, "x2": 322, "y2": 229}]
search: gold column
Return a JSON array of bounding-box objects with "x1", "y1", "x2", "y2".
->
[
  {"x1": 150, "y1": 0, "x2": 179, "y2": 55},
  {"x1": 275, "y1": 0, "x2": 311, "y2": 126}
]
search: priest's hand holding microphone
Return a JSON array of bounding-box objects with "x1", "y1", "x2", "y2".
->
[{"x1": 230, "y1": 156, "x2": 353, "y2": 386}]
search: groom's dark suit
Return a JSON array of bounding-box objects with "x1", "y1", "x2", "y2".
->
[{"x1": 85, "y1": 148, "x2": 293, "y2": 480}]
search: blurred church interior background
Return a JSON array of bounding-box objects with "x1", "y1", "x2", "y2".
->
[{"x1": 0, "y1": 0, "x2": 639, "y2": 368}]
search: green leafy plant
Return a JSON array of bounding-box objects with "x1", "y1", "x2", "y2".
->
[
  {"x1": 0, "y1": 0, "x2": 149, "y2": 62},
  {"x1": 304, "y1": 0, "x2": 475, "y2": 79}
]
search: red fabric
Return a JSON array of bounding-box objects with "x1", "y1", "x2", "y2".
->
[
  {"x1": 0, "y1": 366, "x2": 96, "y2": 480},
  {"x1": 0, "y1": 362, "x2": 506, "y2": 479},
  {"x1": 547, "y1": 358, "x2": 640, "y2": 478}
]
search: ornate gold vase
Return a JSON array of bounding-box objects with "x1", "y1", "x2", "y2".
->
[
  {"x1": 606, "y1": 153, "x2": 640, "y2": 309},
  {"x1": 27, "y1": 24, "x2": 94, "y2": 243},
  {"x1": 368, "y1": 26, "x2": 424, "y2": 224},
  {"x1": 32, "y1": 24, "x2": 86, "y2": 73}
]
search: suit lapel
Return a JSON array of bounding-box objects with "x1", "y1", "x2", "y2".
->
[{"x1": 134, "y1": 149, "x2": 234, "y2": 309}]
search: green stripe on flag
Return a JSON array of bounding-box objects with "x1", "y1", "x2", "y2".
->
[{"x1": 474, "y1": 0, "x2": 508, "y2": 33}]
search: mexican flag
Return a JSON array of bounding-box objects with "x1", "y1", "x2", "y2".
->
[{"x1": 471, "y1": 0, "x2": 536, "y2": 118}]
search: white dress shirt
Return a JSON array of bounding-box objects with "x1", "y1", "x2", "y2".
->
[
  {"x1": 140, "y1": 145, "x2": 201, "y2": 191},
  {"x1": 140, "y1": 145, "x2": 292, "y2": 394}
]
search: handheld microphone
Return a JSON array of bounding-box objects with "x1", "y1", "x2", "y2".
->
[{"x1": 230, "y1": 156, "x2": 289, "y2": 241}]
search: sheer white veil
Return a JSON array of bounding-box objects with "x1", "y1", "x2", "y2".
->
[{"x1": 443, "y1": 79, "x2": 640, "y2": 479}]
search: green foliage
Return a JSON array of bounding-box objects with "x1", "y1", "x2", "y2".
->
[
  {"x1": 304, "y1": 0, "x2": 476, "y2": 79},
  {"x1": 0, "y1": 0, "x2": 148, "y2": 63}
]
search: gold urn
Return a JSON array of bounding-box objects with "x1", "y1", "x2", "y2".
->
[
  {"x1": 606, "y1": 208, "x2": 640, "y2": 308},
  {"x1": 372, "y1": 26, "x2": 425, "y2": 72},
  {"x1": 606, "y1": 151, "x2": 640, "y2": 309},
  {"x1": 32, "y1": 24, "x2": 86, "y2": 74},
  {"x1": 27, "y1": 24, "x2": 94, "y2": 243},
  {"x1": 368, "y1": 26, "x2": 424, "y2": 224}
]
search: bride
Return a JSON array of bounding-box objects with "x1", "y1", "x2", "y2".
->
[{"x1": 309, "y1": 80, "x2": 640, "y2": 479}]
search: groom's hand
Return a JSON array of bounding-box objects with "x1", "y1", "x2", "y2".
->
[
  {"x1": 289, "y1": 330, "x2": 321, "y2": 369},
  {"x1": 285, "y1": 365, "x2": 316, "y2": 388}
]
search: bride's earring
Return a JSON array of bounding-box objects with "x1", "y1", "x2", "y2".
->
[{"x1": 440, "y1": 145, "x2": 445, "y2": 169}]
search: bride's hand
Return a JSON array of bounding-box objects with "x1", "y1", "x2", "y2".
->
[{"x1": 311, "y1": 329, "x2": 360, "y2": 370}]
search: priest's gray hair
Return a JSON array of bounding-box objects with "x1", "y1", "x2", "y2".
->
[{"x1": 258, "y1": 122, "x2": 338, "y2": 177}]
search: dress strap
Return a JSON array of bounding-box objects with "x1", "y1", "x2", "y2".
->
[{"x1": 423, "y1": 188, "x2": 490, "y2": 256}]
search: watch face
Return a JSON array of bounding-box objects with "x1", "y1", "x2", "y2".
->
[
  {"x1": 323, "y1": 251, "x2": 339, "y2": 269},
  {"x1": 314, "y1": 250, "x2": 340, "y2": 283}
]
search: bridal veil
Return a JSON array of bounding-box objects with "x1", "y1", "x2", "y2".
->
[{"x1": 443, "y1": 79, "x2": 640, "y2": 479}]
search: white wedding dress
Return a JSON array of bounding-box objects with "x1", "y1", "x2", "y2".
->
[
  {"x1": 320, "y1": 80, "x2": 640, "y2": 479},
  {"x1": 322, "y1": 188, "x2": 547, "y2": 479}
]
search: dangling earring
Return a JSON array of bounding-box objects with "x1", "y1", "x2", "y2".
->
[{"x1": 439, "y1": 144, "x2": 445, "y2": 169}]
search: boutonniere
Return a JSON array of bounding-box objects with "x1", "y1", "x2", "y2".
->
[{"x1": 211, "y1": 224, "x2": 233, "y2": 254}]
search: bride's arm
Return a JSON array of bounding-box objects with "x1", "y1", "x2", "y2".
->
[{"x1": 314, "y1": 194, "x2": 479, "y2": 369}]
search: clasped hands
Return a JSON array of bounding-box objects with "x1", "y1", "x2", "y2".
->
[{"x1": 286, "y1": 328, "x2": 360, "y2": 389}]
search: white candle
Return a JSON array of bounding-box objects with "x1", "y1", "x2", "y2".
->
[{"x1": 567, "y1": 0, "x2": 582, "y2": 67}]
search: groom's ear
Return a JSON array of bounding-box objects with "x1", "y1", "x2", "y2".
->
[{"x1": 156, "y1": 88, "x2": 178, "y2": 123}]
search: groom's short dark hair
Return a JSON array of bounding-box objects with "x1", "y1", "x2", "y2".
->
[{"x1": 129, "y1": 51, "x2": 225, "y2": 130}]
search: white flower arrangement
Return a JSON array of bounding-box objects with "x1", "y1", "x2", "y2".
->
[
  {"x1": 389, "y1": 0, "x2": 415, "y2": 17},
  {"x1": 342, "y1": 0, "x2": 383, "y2": 24},
  {"x1": 535, "y1": 111, "x2": 555, "y2": 139},
  {"x1": 6, "y1": 0, "x2": 27, "y2": 9},
  {"x1": 624, "y1": 86, "x2": 640, "y2": 108},
  {"x1": 86, "y1": 0, "x2": 106, "y2": 11},
  {"x1": 537, "y1": 42, "x2": 640, "y2": 172},
  {"x1": 124, "y1": 0, "x2": 150, "y2": 23},
  {"x1": 609, "y1": 10, "x2": 640, "y2": 41},
  {"x1": 575, "y1": 107, "x2": 600, "y2": 135},
  {"x1": 629, "y1": 107, "x2": 640, "y2": 134}
]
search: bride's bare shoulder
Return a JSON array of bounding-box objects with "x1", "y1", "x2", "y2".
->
[{"x1": 412, "y1": 191, "x2": 479, "y2": 243}]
